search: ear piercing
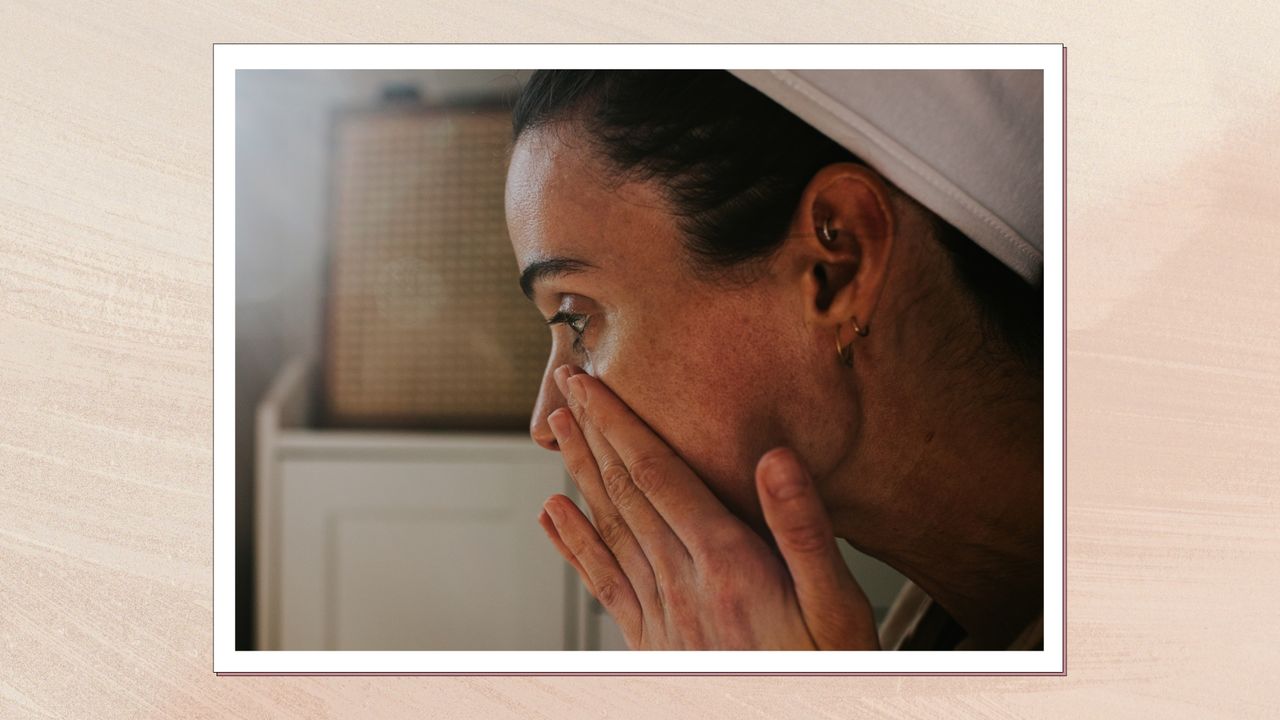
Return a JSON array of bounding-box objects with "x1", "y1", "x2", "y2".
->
[
  {"x1": 820, "y1": 217, "x2": 838, "y2": 245},
  {"x1": 822, "y1": 217, "x2": 870, "y2": 367},
  {"x1": 835, "y1": 315, "x2": 869, "y2": 368}
]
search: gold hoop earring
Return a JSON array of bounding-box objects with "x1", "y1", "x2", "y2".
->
[
  {"x1": 835, "y1": 326, "x2": 854, "y2": 367},
  {"x1": 834, "y1": 315, "x2": 869, "y2": 368}
]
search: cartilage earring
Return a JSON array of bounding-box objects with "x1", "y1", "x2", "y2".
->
[{"x1": 820, "y1": 217, "x2": 838, "y2": 245}]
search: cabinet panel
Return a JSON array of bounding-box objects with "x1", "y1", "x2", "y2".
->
[{"x1": 273, "y1": 453, "x2": 572, "y2": 650}]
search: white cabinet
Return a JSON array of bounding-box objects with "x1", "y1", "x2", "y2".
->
[{"x1": 255, "y1": 358, "x2": 587, "y2": 650}]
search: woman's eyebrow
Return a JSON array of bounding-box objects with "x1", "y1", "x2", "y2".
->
[{"x1": 519, "y1": 257, "x2": 595, "y2": 300}]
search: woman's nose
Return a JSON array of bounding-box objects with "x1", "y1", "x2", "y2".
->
[{"x1": 529, "y1": 364, "x2": 568, "y2": 451}]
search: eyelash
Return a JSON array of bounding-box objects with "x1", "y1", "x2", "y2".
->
[{"x1": 546, "y1": 311, "x2": 591, "y2": 354}]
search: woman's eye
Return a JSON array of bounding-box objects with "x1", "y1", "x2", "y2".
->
[{"x1": 546, "y1": 311, "x2": 592, "y2": 354}]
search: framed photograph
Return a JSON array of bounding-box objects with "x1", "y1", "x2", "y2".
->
[{"x1": 214, "y1": 43, "x2": 1065, "y2": 674}]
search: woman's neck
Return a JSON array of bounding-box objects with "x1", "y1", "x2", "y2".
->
[{"x1": 827, "y1": 358, "x2": 1044, "y2": 649}]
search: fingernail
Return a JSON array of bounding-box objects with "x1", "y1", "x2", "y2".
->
[
  {"x1": 553, "y1": 364, "x2": 571, "y2": 399},
  {"x1": 545, "y1": 500, "x2": 563, "y2": 525},
  {"x1": 765, "y1": 451, "x2": 806, "y2": 500},
  {"x1": 548, "y1": 408, "x2": 570, "y2": 439},
  {"x1": 566, "y1": 374, "x2": 588, "y2": 409}
]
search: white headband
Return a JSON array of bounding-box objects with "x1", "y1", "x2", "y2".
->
[{"x1": 730, "y1": 69, "x2": 1044, "y2": 287}]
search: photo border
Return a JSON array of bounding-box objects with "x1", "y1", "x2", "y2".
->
[{"x1": 213, "y1": 42, "x2": 1066, "y2": 675}]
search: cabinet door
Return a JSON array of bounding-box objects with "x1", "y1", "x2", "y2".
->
[{"x1": 275, "y1": 450, "x2": 573, "y2": 650}]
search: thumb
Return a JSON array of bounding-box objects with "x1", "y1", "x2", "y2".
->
[{"x1": 756, "y1": 447, "x2": 879, "y2": 649}]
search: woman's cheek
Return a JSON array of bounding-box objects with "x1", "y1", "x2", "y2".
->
[{"x1": 590, "y1": 319, "x2": 741, "y2": 470}]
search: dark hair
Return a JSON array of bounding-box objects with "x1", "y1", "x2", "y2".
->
[{"x1": 510, "y1": 70, "x2": 1041, "y2": 369}]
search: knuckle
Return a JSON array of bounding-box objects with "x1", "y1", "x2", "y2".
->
[
  {"x1": 695, "y1": 548, "x2": 732, "y2": 579},
  {"x1": 595, "y1": 511, "x2": 631, "y2": 553},
  {"x1": 591, "y1": 411, "x2": 611, "y2": 436},
  {"x1": 695, "y1": 527, "x2": 752, "y2": 574},
  {"x1": 594, "y1": 576, "x2": 621, "y2": 608},
  {"x1": 661, "y1": 580, "x2": 693, "y2": 623},
  {"x1": 650, "y1": 557, "x2": 682, "y2": 602},
  {"x1": 696, "y1": 553, "x2": 738, "y2": 599},
  {"x1": 627, "y1": 453, "x2": 667, "y2": 497},
  {"x1": 704, "y1": 522, "x2": 751, "y2": 555},
  {"x1": 598, "y1": 457, "x2": 632, "y2": 495},
  {"x1": 708, "y1": 578, "x2": 746, "y2": 624},
  {"x1": 702, "y1": 546, "x2": 769, "y2": 593}
]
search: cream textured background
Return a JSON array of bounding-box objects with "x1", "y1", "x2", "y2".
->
[{"x1": 1, "y1": 2, "x2": 1278, "y2": 718}]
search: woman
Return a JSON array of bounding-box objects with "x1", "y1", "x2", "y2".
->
[{"x1": 503, "y1": 70, "x2": 1043, "y2": 651}]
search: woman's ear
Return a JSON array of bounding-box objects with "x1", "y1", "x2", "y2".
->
[{"x1": 789, "y1": 162, "x2": 896, "y2": 331}]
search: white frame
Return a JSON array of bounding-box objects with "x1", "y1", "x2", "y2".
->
[{"x1": 214, "y1": 43, "x2": 1066, "y2": 674}]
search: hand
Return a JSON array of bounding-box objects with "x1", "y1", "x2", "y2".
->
[{"x1": 535, "y1": 364, "x2": 881, "y2": 650}]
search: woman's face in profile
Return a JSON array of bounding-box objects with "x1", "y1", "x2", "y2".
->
[{"x1": 505, "y1": 125, "x2": 837, "y2": 527}]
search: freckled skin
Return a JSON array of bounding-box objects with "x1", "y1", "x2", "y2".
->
[{"x1": 505, "y1": 125, "x2": 857, "y2": 533}]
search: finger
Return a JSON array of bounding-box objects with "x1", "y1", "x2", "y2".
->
[
  {"x1": 565, "y1": 369, "x2": 741, "y2": 560},
  {"x1": 756, "y1": 448, "x2": 879, "y2": 649},
  {"x1": 548, "y1": 399, "x2": 661, "y2": 616},
  {"x1": 558, "y1": 366, "x2": 693, "y2": 580},
  {"x1": 544, "y1": 494, "x2": 644, "y2": 642},
  {"x1": 539, "y1": 507, "x2": 591, "y2": 589}
]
